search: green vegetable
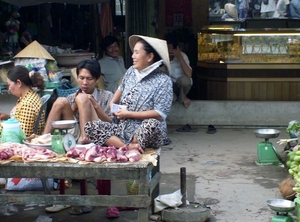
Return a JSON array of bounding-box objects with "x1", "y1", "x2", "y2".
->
[{"x1": 286, "y1": 122, "x2": 300, "y2": 134}]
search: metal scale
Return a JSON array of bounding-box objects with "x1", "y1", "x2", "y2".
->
[
  {"x1": 51, "y1": 120, "x2": 77, "y2": 154},
  {"x1": 254, "y1": 129, "x2": 282, "y2": 165},
  {"x1": 267, "y1": 199, "x2": 295, "y2": 222}
]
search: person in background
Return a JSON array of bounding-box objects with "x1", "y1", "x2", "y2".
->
[
  {"x1": 43, "y1": 59, "x2": 113, "y2": 144},
  {"x1": 238, "y1": 0, "x2": 249, "y2": 19},
  {"x1": 235, "y1": 0, "x2": 241, "y2": 16},
  {"x1": 164, "y1": 32, "x2": 193, "y2": 108},
  {"x1": 289, "y1": 0, "x2": 300, "y2": 18},
  {"x1": 98, "y1": 35, "x2": 127, "y2": 93},
  {"x1": 5, "y1": 9, "x2": 21, "y2": 54},
  {"x1": 273, "y1": 0, "x2": 289, "y2": 17},
  {"x1": 260, "y1": 0, "x2": 276, "y2": 18},
  {"x1": 221, "y1": 3, "x2": 238, "y2": 20},
  {"x1": 19, "y1": 31, "x2": 32, "y2": 49},
  {"x1": 0, "y1": 65, "x2": 45, "y2": 136},
  {"x1": 84, "y1": 35, "x2": 173, "y2": 152}
]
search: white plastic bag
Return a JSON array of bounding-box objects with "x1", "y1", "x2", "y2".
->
[
  {"x1": 14, "y1": 58, "x2": 49, "y2": 82},
  {"x1": 6, "y1": 178, "x2": 53, "y2": 191},
  {"x1": 154, "y1": 189, "x2": 183, "y2": 213}
]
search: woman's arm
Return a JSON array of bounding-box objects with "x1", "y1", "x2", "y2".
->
[
  {"x1": 110, "y1": 89, "x2": 122, "y2": 109},
  {"x1": 171, "y1": 48, "x2": 192, "y2": 78},
  {"x1": 115, "y1": 109, "x2": 162, "y2": 121}
]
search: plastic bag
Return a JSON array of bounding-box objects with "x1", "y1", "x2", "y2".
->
[
  {"x1": 6, "y1": 178, "x2": 54, "y2": 191},
  {"x1": 154, "y1": 189, "x2": 183, "y2": 213},
  {"x1": 14, "y1": 58, "x2": 49, "y2": 82}
]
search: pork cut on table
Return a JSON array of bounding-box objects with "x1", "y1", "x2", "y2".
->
[
  {"x1": 22, "y1": 147, "x2": 57, "y2": 161},
  {"x1": 66, "y1": 147, "x2": 87, "y2": 161},
  {"x1": 84, "y1": 145, "x2": 107, "y2": 163},
  {"x1": 125, "y1": 149, "x2": 141, "y2": 162},
  {"x1": 106, "y1": 145, "x2": 117, "y2": 162},
  {"x1": 0, "y1": 142, "x2": 57, "y2": 161},
  {"x1": 66, "y1": 144, "x2": 142, "y2": 163}
]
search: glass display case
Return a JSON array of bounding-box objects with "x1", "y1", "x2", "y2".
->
[{"x1": 198, "y1": 26, "x2": 300, "y2": 63}]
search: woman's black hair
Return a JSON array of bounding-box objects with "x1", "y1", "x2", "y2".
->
[
  {"x1": 101, "y1": 35, "x2": 120, "y2": 52},
  {"x1": 138, "y1": 39, "x2": 162, "y2": 63},
  {"x1": 76, "y1": 59, "x2": 101, "y2": 79},
  {"x1": 7, "y1": 65, "x2": 45, "y2": 90}
]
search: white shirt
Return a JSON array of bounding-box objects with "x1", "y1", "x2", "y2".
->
[{"x1": 170, "y1": 51, "x2": 192, "y2": 85}]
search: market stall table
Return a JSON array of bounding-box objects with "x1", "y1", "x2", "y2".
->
[{"x1": 0, "y1": 156, "x2": 160, "y2": 222}]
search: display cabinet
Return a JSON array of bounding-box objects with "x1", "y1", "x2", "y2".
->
[
  {"x1": 196, "y1": 26, "x2": 300, "y2": 101},
  {"x1": 198, "y1": 26, "x2": 300, "y2": 63}
]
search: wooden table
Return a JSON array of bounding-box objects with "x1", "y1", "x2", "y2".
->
[{"x1": 0, "y1": 158, "x2": 160, "y2": 221}]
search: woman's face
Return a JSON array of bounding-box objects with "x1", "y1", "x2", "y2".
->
[
  {"x1": 77, "y1": 68, "x2": 98, "y2": 94},
  {"x1": 105, "y1": 42, "x2": 119, "y2": 59},
  {"x1": 132, "y1": 41, "x2": 153, "y2": 71},
  {"x1": 7, "y1": 78, "x2": 21, "y2": 97}
]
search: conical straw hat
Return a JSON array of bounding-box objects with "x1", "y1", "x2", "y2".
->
[
  {"x1": 14, "y1": 40, "x2": 55, "y2": 60},
  {"x1": 129, "y1": 35, "x2": 170, "y2": 74}
]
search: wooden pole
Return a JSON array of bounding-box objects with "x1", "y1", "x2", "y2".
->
[{"x1": 180, "y1": 167, "x2": 186, "y2": 207}]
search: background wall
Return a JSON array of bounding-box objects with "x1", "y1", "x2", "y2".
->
[{"x1": 158, "y1": 0, "x2": 209, "y2": 38}]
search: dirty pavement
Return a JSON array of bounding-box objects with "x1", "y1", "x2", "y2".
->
[{"x1": 0, "y1": 126, "x2": 293, "y2": 221}]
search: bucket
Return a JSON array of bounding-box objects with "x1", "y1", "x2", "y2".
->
[{"x1": 1, "y1": 118, "x2": 22, "y2": 143}]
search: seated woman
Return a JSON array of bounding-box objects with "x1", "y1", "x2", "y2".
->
[
  {"x1": 84, "y1": 35, "x2": 173, "y2": 151},
  {"x1": 0, "y1": 65, "x2": 45, "y2": 136}
]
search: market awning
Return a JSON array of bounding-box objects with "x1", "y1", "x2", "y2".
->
[{"x1": 2, "y1": 0, "x2": 109, "y2": 7}]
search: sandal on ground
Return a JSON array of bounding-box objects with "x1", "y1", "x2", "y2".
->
[
  {"x1": 162, "y1": 137, "x2": 172, "y2": 146},
  {"x1": 176, "y1": 124, "x2": 197, "y2": 132},
  {"x1": 107, "y1": 206, "x2": 120, "y2": 218},
  {"x1": 45, "y1": 205, "x2": 71, "y2": 213},
  {"x1": 117, "y1": 206, "x2": 139, "y2": 211},
  {"x1": 207, "y1": 125, "x2": 217, "y2": 134},
  {"x1": 69, "y1": 206, "x2": 95, "y2": 215}
]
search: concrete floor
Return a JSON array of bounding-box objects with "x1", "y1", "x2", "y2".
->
[{"x1": 0, "y1": 125, "x2": 296, "y2": 221}]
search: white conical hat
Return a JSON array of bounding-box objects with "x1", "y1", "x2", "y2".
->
[
  {"x1": 129, "y1": 35, "x2": 170, "y2": 74},
  {"x1": 14, "y1": 40, "x2": 55, "y2": 60}
]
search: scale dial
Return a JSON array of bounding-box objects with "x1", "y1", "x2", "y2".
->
[{"x1": 62, "y1": 133, "x2": 76, "y2": 151}]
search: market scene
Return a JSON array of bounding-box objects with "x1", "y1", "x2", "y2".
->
[{"x1": 1, "y1": 0, "x2": 300, "y2": 221}]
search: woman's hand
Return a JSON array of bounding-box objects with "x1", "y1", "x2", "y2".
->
[
  {"x1": 0, "y1": 112, "x2": 9, "y2": 120},
  {"x1": 114, "y1": 109, "x2": 130, "y2": 120}
]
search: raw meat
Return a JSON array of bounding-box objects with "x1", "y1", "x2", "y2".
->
[
  {"x1": 125, "y1": 149, "x2": 141, "y2": 162},
  {"x1": 0, "y1": 147, "x2": 14, "y2": 160},
  {"x1": 85, "y1": 145, "x2": 107, "y2": 163},
  {"x1": 66, "y1": 147, "x2": 87, "y2": 161},
  {"x1": 106, "y1": 145, "x2": 117, "y2": 162},
  {"x1": 22, "y1": 147, "x2": 57, "y2": 161},
  {"x1": 116, "y1": 145, "x2": 129, "y2": 162}
]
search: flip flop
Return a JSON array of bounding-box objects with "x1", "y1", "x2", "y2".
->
[
  {"x1": 207, "y1": 125, "x2": 217, "y2": 134},
  {"x1": 69, "y1": 206, "x2": 95, "y2": 215},
  {"x1": 45, "y1": 205, "x2": 71, "y2": 213},
  {"x1": 176, "y1": 124, "x2": 197, "y2": 132},
  {"x1": 162, "y1": 137, "x2": 172, "y2": 146},
  {"x1": 117, "y1": 206, "x2": 139, "y2": 211},
  {"x1": 107, "y1": 206, "x2": 120, "y2": 218}
]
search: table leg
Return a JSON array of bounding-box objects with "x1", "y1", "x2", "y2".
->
[
  {"x1": 97, "y1": 180, "x2": 111, "y2": 195},
  {"x1": 59, "y1": 179, "x2": 65, "y2": 194},
  {"x1": 80, "y1": 179, "x2": 88, "y2": 195}
]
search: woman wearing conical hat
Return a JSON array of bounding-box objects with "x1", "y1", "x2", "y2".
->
[{"x1": 84, "y1": 35, "x2": 173, "y2": 152}]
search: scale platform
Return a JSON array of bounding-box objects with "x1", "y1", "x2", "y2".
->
[
  {"x1": 267, "y1": 199, "x2": 295, "y2": 222},
  {"x1": 254, "y1": 129, "x2": 282, "y2": 165}
]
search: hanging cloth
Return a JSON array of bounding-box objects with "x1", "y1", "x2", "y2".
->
[{"x1": 100, "y1": 2, "x2": 114, "y2": 37}]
